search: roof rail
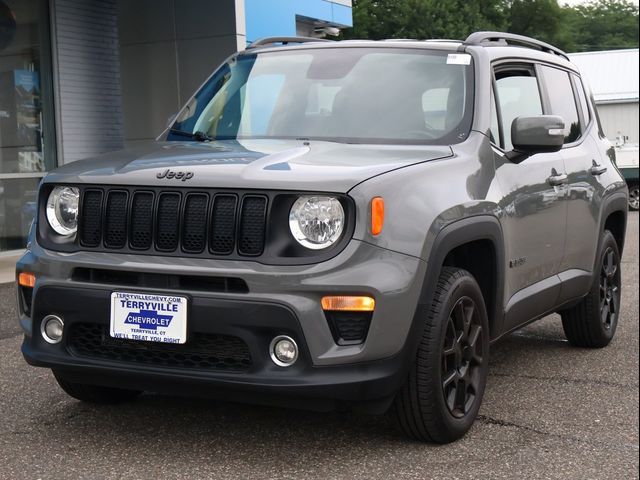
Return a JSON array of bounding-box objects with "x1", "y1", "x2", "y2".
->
[
  {"x1": 423, "y1": 39, "x2": 463, "y2": 44},
  {"x1": 246, "y1": 36, "x2": 332, "y2": 50},
  {"x1": 464, "y1": 31, "x2": 569, "y2": 61}
]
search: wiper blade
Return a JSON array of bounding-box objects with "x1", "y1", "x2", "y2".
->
[{"x1": 169, "y1": 128, "x2": 213, "y2": 142}]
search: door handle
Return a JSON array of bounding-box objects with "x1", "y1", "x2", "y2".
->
[
  {"x1": 590, "y1": 160, "x2": 607, "y2": 176},
  {"x1": 547, "y1": 168, "x2": 568, "y2": 186}
]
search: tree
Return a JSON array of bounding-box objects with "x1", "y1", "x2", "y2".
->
[
  {"x1": 504, "y1": 0, "x2": 565, "y2": 48},
  {"x1": 567, "y1": 0, "x2": 640, "y2": 51},
  {"x1": 342, "y1": 0, "x2": 639, "y2": 53},
  {"x1": 343, "y1": 0, "x2": 508, "y2": 40}
]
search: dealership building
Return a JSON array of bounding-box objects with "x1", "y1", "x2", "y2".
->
[{"x1": 0, "y1": 0, "x2": 352, "y2": 252}]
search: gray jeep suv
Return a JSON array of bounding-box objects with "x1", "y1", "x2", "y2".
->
[{"x1": 16, "y1": 32, "x2": 628, "y2": 443}]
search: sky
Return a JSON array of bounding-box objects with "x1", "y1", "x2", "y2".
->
[{"x1": 561, "y1": 0, "x2": 639, "y2": 5}]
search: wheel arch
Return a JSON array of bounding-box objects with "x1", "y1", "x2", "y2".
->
[
  {"x1": 599, "y1": 192, "x2": 628, "y2": 257},
  {"x1": 418, "y1": 215, "x2": 506, "y2": 341}
]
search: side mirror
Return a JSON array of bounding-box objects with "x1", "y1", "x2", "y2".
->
[{"x1": 507, "y1": 115, "x2": 565, "y2": 163}]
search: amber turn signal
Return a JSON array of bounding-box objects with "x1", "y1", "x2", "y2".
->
[
  {"x1": 18, "y1": 272, "x2": 36, "y2": 288},
  {"x1": 321, "y1": 296, "x2": 375, "y2": 312},
  {"x1": 371, "y1": 197, "x2": 384, "y2": 235}
]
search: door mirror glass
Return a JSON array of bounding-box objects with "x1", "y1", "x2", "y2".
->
[{"x1": 508, "y1": 115, "x2": 565, "y2": 162}]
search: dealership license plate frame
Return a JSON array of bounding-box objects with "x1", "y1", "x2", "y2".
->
[{"x1": 110, "y1": 292, "x2": 188, "y2": 344}]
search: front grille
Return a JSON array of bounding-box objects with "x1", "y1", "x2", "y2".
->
[
  {"x1": 68, "y1": 323, "x2": 252, "y2": 372},
  {"x1": 78, "y1": 188, "x2": 268, "y2": 258}
]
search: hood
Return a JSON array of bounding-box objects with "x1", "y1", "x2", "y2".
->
[{"x1": 45, "y1": 139, "x2": 453, "y2": 193}]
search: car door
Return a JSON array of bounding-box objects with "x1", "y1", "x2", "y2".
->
[
  {"x1": 537, "y1": 69, "x2": 604, "y2": 284},
  {"x1": 490, "y1": 63, "x2": 568, "y2": 330}
]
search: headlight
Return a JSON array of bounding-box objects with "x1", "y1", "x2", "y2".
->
[
  {"x1": 46, "y1": 186, "x2": 80, "y2": 236},
  {"x1": 289, "y1": 196, "x2": 344, "y2": 249}
]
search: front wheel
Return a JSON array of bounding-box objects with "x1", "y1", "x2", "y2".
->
[
  {"x1": 561, "y1": 230, "x2": 622, "y2": 348},
  {"x1": 393, "y1": 267, "x2": 490, "y2": 443}
]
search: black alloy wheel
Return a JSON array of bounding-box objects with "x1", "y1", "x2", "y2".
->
[
  {"x1": 441, "y1": 296, "x2": 485, "y2": 418},
  {"x1": 599, "y1": 247, "x2": 620, "y2": 331},
  {"x1": 561, "y1": 229, "x2": 622, "y2": 348},
  {"x1": 394, "y1": 267, "x2": 490, "y2": 443}
]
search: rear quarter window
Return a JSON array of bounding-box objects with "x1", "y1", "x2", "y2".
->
[{"x1": 573, "y1": 75, "x2": 592, "y2": 130}]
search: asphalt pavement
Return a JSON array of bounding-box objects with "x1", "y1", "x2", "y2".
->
[{"x1": 1, "y1": 213, "x2": 638, "y2": 479}]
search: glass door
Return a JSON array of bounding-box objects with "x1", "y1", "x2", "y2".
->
[{"x1": 0, "y1": 0, "x2": 56, "y2": 251}]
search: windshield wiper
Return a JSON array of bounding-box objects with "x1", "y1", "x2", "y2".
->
[{"x1": 169, "y1": 128, "x2": 214, "y2": 142}]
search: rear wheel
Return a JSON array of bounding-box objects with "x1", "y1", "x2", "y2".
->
[
  {"x1": 561, "y1": 230, "x2": 621, "y2": 348},
  {"x1": 393, "y1": 267, "x2": 489, "y2": 443},
  {"x1": 53, "y1": 371, "x2": 141, "y2": 404}
]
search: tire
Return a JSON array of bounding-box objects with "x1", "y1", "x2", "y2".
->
[
  {"x1": 53, "y1": 371, "x2": 141, "y2": 404},
  {"x1": 393, "y1": 267, "x2": 490, "y2": 443},
  {"x1": 628, "y1": 183, "x2": 639, "y2": 211},
  {"x1": 561, "y1": 230, "x2": 622, "y2": 348}
]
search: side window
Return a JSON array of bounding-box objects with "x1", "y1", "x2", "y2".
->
[
  {"x1": 573, "y1": 75, "x2": 591, "y2": 130},
  {"x1": 539, "y1": 66, "x2": 581, "y2": 144},
  {"x1": 495, "y1": 69, "x2": 543, "y2": 151}
]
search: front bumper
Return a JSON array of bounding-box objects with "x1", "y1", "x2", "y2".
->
[{"x1": 17, "y1": 239, "x2": 428, "y2": 408}]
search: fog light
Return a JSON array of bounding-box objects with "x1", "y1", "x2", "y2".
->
[
  {"x1": 270, "y1": 335, "x2": 298, "y2": 367},
  {"x1": 41, "y1": 315, "x2": 64, "y2": 344}
]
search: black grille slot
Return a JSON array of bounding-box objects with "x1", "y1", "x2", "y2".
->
[
  {"x1": 156, "y1": 193, "x2": 180, "y2": 251},
  {"x1": 182, "y1": 194, "x2": 208, "y2": 253},
  {"x1": 238, "y1": 196, "x2": 267, "y2": 256},
  {"x1": 72, "y1": 267, "x2": 250, "y2": 293},
  {"x1": 210, "y1": 195, "x2": 237, "y2": 254},
  {"x1": 79, "y1": 190, "x2": 103, "y2": 247},
  {"x1": 129, "y1": 192, "x2": 154, "y2": 249},
  {"x1": 68, "y1": 323, "x2": 252, "y2": 372},
  {"x1": 104, "y1": 191, "x2": 128, "y2": 248}
]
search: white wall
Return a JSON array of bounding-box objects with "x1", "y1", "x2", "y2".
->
[
  {"x1": 117, "y1": 0, "x2": 245, "y2": 145},
  {"x1": 597, "y1": 102, "x2": 639, "y2": 144}
]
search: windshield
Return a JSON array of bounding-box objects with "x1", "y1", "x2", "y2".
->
[{"x1": 168, "y1": 47, "x2": 474, "y2": 145}]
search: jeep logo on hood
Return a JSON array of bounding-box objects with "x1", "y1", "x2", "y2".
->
[{"x1": 156, "y1": 169, "x2": 194, "y2": 181}]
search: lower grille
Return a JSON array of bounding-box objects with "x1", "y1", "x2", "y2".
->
[
  {"x1": 67, "y1": 323, "x2": 252, "y2": 372},
  {"x1": 325, "y1": 311, "x2": 372, "y2": 346}
]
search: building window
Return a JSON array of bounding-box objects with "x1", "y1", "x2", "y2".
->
[{"x1": 0, "y1": 0, "x2": 55, "y2": 251}]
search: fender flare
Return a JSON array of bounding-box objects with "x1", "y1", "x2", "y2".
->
[
  {"x1": 396, "y1": 215, "x2": 506, "y2": 378},
  {"x1": 420, "y1": 215, "x2": 506, "y2": 336},
  {"x1": 597, "y1": 192, "x2": 628, "y2": 257}
]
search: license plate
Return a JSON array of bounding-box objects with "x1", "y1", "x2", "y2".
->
[{"x1": 110, "y1": 292, "x2": 188, "y2": 344}]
